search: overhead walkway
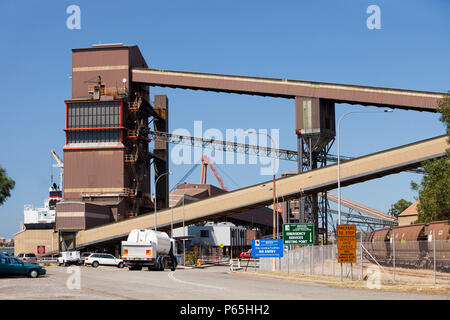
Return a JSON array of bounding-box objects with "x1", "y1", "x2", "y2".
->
[
  {"x1": 75, "y1": 135, "x2": 448, "y2": 248},
  {"x1": 132, "y1": 68, "x2": 445, "y2": 112}
]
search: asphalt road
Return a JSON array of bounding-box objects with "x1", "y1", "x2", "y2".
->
[{"x1": 0, "y1": 265, "x2": 448, "y2": 300}]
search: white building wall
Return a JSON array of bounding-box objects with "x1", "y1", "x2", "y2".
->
[{"x1": 24, "y1": 204, "x2": 56, "y2": 224}]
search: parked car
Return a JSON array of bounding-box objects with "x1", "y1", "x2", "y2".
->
[
  {"x1": 17, "y1": 253, "x2": 37, "y2": 264},
  {"x1": 0, "y1": 253, "x2": 46, "y2": 278},
  {"x1": 84, "y1": 253, "x2": 124, "y2": 268},
  {"x1": 80, "y1": 252, "x2": 92, "y2": 265},
  {"x1": 240, "y1": 249, "x2": 252, "y2": 259}
]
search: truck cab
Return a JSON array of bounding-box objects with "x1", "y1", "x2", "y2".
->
[{"x1": 57, "y1": 251, "x2": 81, "y2": 266}]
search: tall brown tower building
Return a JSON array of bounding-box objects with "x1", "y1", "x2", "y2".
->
[{"x1": 56, "y1": 44, "x2": 168, "y2": 236}]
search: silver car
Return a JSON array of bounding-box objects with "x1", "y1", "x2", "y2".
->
[{"x1": 17, "y1": 253, "x2": 38, "y2": 264}]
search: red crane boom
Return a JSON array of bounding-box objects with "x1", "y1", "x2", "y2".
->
[{"x1": 200, "y1": 154, "x2": 228, "y2": 191}]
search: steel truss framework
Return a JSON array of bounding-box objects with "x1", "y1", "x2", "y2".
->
[
  {"x1": 147, "y1": 130, "x2": 423, "y2": 173},
  {"x1": 327, "y1": 209, "x2": 396, "y2": 230},
  {"x1": 296, "y1": 134, "x2": 335, "y2": 245}
]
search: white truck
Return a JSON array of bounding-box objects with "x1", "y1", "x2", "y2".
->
[
  {"x1": 57, "y1": 251, "x2": 81, "y2": 266},
  {"x1": 121, "y1": 229, "x2": 178, "y2": 271}
]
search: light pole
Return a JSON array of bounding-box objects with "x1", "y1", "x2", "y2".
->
[
  {"x1": 247, "y1": 130, "x2": 278, "y2": 271},
  {"x1": 170, "y1": 205, "x2": 173, "y2": 237},
  {"x1": 179, "y1": 183, "x2": 187, "y2": 266},
  {"x1": 183, "y1": 189, "x2": 189, "y2": 266},
  {"x1": 275, "y1": 189, "x2": 285, "y2": 271},
  {"x1": 337, "y1": 109, "x2": 392, "y2": 280},
  {"x1": 154, "y1": 171, "x2": 173, "y2": 231},
  {"x1": 245, "y1": 130, "x2": 278, "y2": 240},
  {"x1": 278, "y1": 193, "x2": 285, "y2": 239},
  {"x1": 337, "y1": 109, "x2": 393, "y2": 225},
  {"x1": 269, "y1": 187, "x2": 284, "y2": 239}
]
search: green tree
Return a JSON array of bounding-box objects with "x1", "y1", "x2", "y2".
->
[
  {"x1": 0, "y1": 165, "x2": 15, "y2": 205},
  {"x1": 411, "y1": 93, "x2": 450, "y2": 223},
  {"x1": 388, "y1": 199, "x2": 413, "y2": 218},
  {"x1": 439, "y1": 93, "x2": 450, "y2": 145}
]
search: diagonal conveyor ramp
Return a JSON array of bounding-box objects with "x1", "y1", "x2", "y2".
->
[
  {"x1": 75, "y1": 135, "x2": 448, "y2": 248},
  {"x1": 326, "y1": 192, "x2": 395, "y2": 222}
]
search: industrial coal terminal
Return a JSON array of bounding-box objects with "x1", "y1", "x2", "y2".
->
[
  {"x1": 12, "y1": 43, "x2": 448, "y2": 266},
  {"x1": 0, "y1": 35, "x2": 444, "y2": 305},
  {"x1": 1, "y1": 3, "x2": 450, "y2": 306}
]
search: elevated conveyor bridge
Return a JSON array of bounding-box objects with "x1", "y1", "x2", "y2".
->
[{"x1": 74, "y1": 135, "x2": 448, "y2": 248}]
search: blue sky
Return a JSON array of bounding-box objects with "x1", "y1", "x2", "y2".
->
[{"x1": 0, "y1": 1, "x2": 449, "y2": 238}]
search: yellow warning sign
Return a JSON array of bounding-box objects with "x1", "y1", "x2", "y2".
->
[
  {"x1": 337, "y1": 224, "x2": 356, "y2": 237},
  {"x1": 338, "y1": 249, "x2": 357, "y2": 263},
  {"x1": 337, "y1": 225, "x2": 356, "y2": 263},
  {"x1": 337, "y1": 237, "x2": 356, "y2": 250}
]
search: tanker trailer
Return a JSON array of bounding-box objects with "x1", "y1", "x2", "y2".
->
[{"x1": 121, "y1": 229, "x2": 178, "y2": 271}]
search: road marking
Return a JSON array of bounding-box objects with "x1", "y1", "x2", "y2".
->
[{"x1": 168, "y1": 271, "x2": 225, "y2": 290}]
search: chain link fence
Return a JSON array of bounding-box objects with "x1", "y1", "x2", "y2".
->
[{"x1": 257, "y1": 240, "x2": 450, "y2": 285}]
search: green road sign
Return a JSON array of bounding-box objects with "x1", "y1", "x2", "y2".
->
[{"x1": 282, "y1": 223, "x2": 314, "y2": 245}]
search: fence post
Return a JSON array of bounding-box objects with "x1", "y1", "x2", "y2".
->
[
  {"x1": 321, "y1": 244, "x2": 324, "y2": 275},
  {"x1": 392, "y1": 231, "x2": 396, "y2": 282},
  {"x1": 303, "y1": 247, "x2": 306, "y2": 274},
  {"x1": 287, "y1": 246, "x2": 290, "y2": 274},
  {"x1": 351, "y1": 263, "x2": 353, "y2": 280},
  {"x1": 433, "y1": 230, "x2": 436, "y2": 285},
  {"x1": 339, "y1": 240, "x2": 343, "y2": 281},
  {"x1": 360, "y1": 237, "x2": 363, "y2": 280},
  {"x1": 331, "y1": 244, "x2": 336, "y2": 277}
]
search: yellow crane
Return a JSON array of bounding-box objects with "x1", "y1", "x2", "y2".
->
[{"x1": 50, "y1": 149, "x2": 64, "y2": 191}]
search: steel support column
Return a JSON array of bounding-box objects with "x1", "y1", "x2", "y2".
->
[
  {"x1": 295, "y1": 96, "x2": 335, "y2": 245},
  {"x1": 153, "y1": 95, "x2": 169, "y2": 209}
]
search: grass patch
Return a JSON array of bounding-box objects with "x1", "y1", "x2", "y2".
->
[{"x1": 236, "y1": 270, "x2": 450, "y2": 295}]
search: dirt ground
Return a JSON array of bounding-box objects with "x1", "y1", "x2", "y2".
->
[{"x1": 245, "y1": 270, "x2": 450, "y2": 295}]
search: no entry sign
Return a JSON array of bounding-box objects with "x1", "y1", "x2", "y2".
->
[{"x1": 252, "y1": 239, "x2": 283, "y2": 258}]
